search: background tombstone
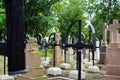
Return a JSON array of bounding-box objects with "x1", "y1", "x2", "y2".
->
[
  {"x1": 99, "y1": 23, "x2": 108, "y2": 64},
  {"x1": 16, "y1": 37, "x2": 48, "y2": 80},
  {"x1": 66, "y1": 36, "x2": 74, "y2": 63},
  {"x1": 102, "y1": 19, "x2": 120, "y2": 80},
  {"x1": 50, "y1": 28, "x2": 63, "y2": 65},
  {"x1": 94, "y1": 40, "x2": 100, "y2": 61},
  {"x1": 54, "y1": 28, "x2": 63, "y2": 65}
]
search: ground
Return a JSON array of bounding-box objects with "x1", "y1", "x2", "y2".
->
[
  {"x1": 44, "y1": 63, "x2": 104, "y2": 80},
  {"x1": 0, "y1": 56, "x2": 104, "y2": 80}
]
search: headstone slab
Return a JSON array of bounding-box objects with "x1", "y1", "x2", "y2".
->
[
  {"x1": 50, "y1": 29, "x2": 63, "y2": 65},
  {"x1": 16, "y1": 37, "x2": 48, "y2": 80},
  {"x1": 23, "y1": 67, "x2": 44, "y2": 77},
  {"x1": 99, "y1": 45, "x2": 107, "y2": 64},
  {"x1": 102, "y1": 19, "x2": 120, "y2": 80},
  {"x1": 100, "y1": 22, "x2": 108, "y2": 64},
  {"x1": 94, "y1": 41, "x2": 100, "y2": 61},
  {"x1": 101, "y1": 23, "x2": 108, "y2": 45},
  {"x1": 106, "y1": 43, "x2": 120, "y2": 65}
]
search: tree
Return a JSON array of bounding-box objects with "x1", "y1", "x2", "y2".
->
[
  {"x1": 24, "y1": 0, "x2": 60, "y2": 37},
  {"x1": 0, "y1": 0, "x2": 6, "y2": 40},
  {"x1": 51, "y1": 0, "x2": 87, "y2": 41},
  {"x1": 84, "y1": 0, "x2": 120, "y2": 40}
]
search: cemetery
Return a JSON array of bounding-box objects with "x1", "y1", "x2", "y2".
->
[{"x1": 0, "y1": 0, "x2": 120, "y2": 80}]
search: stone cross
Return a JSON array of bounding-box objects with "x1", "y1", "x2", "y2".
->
[
  {"x1": 107, "y1": 19, "x2": 120, "y2": 43},
  {"x1": 101, "y1": 23, "x2": 108, "y2": 45}
]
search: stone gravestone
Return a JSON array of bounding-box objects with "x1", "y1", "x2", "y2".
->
[
  {"x1": 16, "y1": 37, "x2": 48, "y2": 80},
  {"x1": 50, "y1": 29, "x2": 63, "y2": 65},
  {"x1": 94, "y1": 40, "x2": 100, "y2": 61},
  {"x1": 102, "y1": 19, "x2": 120, "y2": 80},
  {"x1": 99, "y1": 23, "x2": 108, "y2": 64},
  {"x1": 0, "y1": 56, "x2": 4, "y2": 74},
  {"x1": 66, "y1": 36, "x2": 74, "y2": 63}
]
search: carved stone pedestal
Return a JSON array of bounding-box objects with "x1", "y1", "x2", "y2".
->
[
  {"x1": 102, "y1": 43, "x2": 120, "y2": 80},
  {"x1": 16, "y1": 37, "x2": 48, "y2": 80}
]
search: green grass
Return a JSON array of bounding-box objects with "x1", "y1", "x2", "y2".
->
[{"x1": 39, "y1": 48, "x2": 53, "y2": 58}]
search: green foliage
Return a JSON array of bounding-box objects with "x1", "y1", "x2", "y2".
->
[
  {"x1": 0, "y1": 14, "x2": 5, "y2": 30},
  {"x1": 39, "y1": 48, "x2": 53, "y2": 58},
  {"x1": 24, "y1": 0, "x2": 120, "y2": 41},
  {"x1": 0, "y1": 0, "x2": 6, "y2": 39},
  {"x1": 24, "y1": 0, "x2": 60, "y2": 37},
  {"x1": 84, "y1": 0, "x2": 120, "y2": 40},
  {"x1": 51, "y1": 0, "x2": 87, "y2": 41}
]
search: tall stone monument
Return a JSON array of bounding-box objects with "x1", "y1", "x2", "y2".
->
[
  {"x1": 16, "y1": 37, "x2": 48, "y2": 80},
  {"x1": 50, "y1": 29, "x2": 63, "y2": 65},
  {"x1": 99, "y1": 23, "x2": 108, "y2": 64},
  {"x1": 102, "y1": 19, "x2": 120, "y2": 80},
  {"x1": 66, "y1": 36, "x2": 74, "y2": 63}
]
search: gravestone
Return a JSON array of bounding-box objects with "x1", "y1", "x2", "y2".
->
[
  {"x1": 102, "y1": 19, "x2": 120, "y2": 80},
  {"x1": 66, "y1": 36, "x2": 74, "y2": 63},
  {"x1": 16, "y1": 37, "x2": 48, "y2": 80},
  {"x1": 0, "y1": 56, "x2": 12, "y2": 79},
  {"x1": 50, "y1": 29, "x2": 63, "y2": 65},
  {"x1": 99, "y1": 23, "x2": 108, "y2": 64},
  {"x1": 47, "y1": 29, "x2": 62, "y2": 76},
  {"x1": 0, "y1": 56, "x2": 4, "y2": 74},
  {"x1": 95, "y1": 40, "x2": 100, "y2": 61},
  {"x1": 55, "y1": 29, "x2": 63, "y2": 65}
]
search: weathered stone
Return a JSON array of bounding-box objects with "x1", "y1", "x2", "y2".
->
[
  {"x1": 99, "y1": 23, "x2": 108, "y2": 64},
  {"x1": 23, "y1": 67, "x2": 44, "y2": 77},
  {"x1": 47, "y1": 67, "x2": 62, "y2": 76},
  {"x1": 60, "y1": 63, "x2": 71, "y2": 69},
  {"x1": 88, "y1": 66, "x2": 100, "y2": 73},
  {"x1": 69, "y1": 70, "x2": 85, "y2": 80},
  {"x1": 102, "y1": 19, "x2": 120, "y2": 80},
  {"x1": 16, "y1": 37, "x2": 48, "y2": 80}
]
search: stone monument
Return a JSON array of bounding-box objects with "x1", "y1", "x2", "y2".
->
[
  {"x1": 50, "y1": 28, "x2": 63, "y2": 65},
  {"x1": 66, "y1": 36, "x2": 74, "y2": 63},
  {"x1": 102, "y1": 19, "x2": 120, "y2": 80},
  {"x1": 0, "y1": 56, "x2": 4, "y2": 75},
  {"x1": 16, "y1": 37, "x2": 48, "y2": 80},
  {"x1": 60, "y1": 36, "x2": 72, "y2": 69},
  {"x1": 47, "y1": 29, "x2": 62, "y2": 76},
  {"x1": 99, "y1": 23, "x2": 108, "y2": 64}
]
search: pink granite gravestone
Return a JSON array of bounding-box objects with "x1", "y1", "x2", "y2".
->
[
  {"x1": 99, "y1": 23, "x2": 108, "y2": 64},
  {"x1": 102, "y1": 19, "x2": 120, "y2": 80},
  {"x1": 50, "y1": 29, "x2": 63, "y2": 65}
]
